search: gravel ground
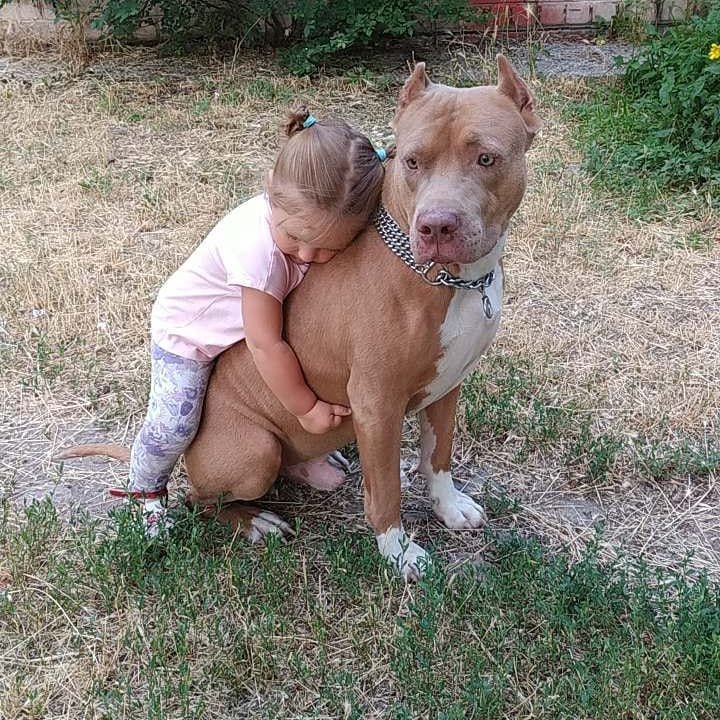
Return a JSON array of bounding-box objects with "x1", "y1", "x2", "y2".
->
[
  {"x1": 507, "y1": 38, "x2": 635, "y2": 76},
  {"x1": 0, "y1": 37, "x2": 636, "y2": 84}
]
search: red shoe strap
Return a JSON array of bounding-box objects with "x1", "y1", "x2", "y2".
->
[{"x1": 109, "y1": 488, "x2": 168, "y2": 500}]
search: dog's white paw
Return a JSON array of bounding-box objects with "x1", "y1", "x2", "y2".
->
[
  {"x1": 376, "y1": 526, "x2": 430, "y2": 581},
  {"x1": 429, "y1": 471, "x2": 487, "y2": 529},
  {"x1": 246, "y1": 510, "x2": 294, "y2": 544}
]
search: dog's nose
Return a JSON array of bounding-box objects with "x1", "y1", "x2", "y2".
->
[{"x1": 415, "y1": 210, "x2": 460, "y2": 239}]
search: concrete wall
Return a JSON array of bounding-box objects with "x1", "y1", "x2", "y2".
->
[
  {"x1": 0, "y1": 1, "x2": 157, "y2": 48},
  {"x1": 1, "y1": 1, "x2": 59, "y2": 44}
]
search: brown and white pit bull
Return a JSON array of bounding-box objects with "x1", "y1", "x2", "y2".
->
[{"x1": 56, "y1": 56, "x2": 540, "y2": 580}]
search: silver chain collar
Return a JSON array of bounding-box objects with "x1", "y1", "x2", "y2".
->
[{"x1": 373, "y1": 205, "x2": 495, "y2": 319}]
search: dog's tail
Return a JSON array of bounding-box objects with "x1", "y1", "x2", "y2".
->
[{"x1": 53, "y1": 443, "x2": 131, "y2": 462}]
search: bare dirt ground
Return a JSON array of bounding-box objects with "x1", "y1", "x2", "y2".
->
[{"x1": 1, "y1": 44, "x2": 718, "y2": 577}]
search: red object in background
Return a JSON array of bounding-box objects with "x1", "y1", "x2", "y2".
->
[
  {"x1": 471, "y1": 0, "x2": 537, "y2": 28},
  {"x1": 470, "y1": 0, "x2": 618, "y2": 28}
]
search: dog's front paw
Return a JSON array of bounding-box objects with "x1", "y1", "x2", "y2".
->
[
  {"x1": 429, "y1": 472, "x2": 487, "y2": 529},
  {"x1": 376, "y1": 526, "x2": 430, "y2": 581}
]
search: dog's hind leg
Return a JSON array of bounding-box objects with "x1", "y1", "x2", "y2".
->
[
  {"x1": 195, "y1": 503, "x2": 294, "y2": 544},
  {"x1": 184, "y1": 418, "x2": 291, "y2": 543}
]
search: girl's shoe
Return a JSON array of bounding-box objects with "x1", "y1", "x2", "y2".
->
[
  {"x1": 141, "y1": 498, "x2": 174, "y2": 538},
  {"x1": 109, "y1": 488, "x2": 173, "y2": 538}
]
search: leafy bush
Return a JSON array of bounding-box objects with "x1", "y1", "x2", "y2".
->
[
  {"x1": 280, "y1": 0, "x2": 476, "y2": 75},
  {"x1": 82, "y1": 0, "x2": 477, "y2": 72},
  {"x1": 90, "y1": 0, "x2": 282, "y2": 46},
  {"x1": 575, "y1": 2, "x2": 720, "y2": 197}
]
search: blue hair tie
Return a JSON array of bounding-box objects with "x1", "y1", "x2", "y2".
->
[
  {"x1": 375, "y1": 147, "x2": 387, "y2": 162},
  {"x1": 303, "y1": 115, "x2": 317, "y2": 129}
]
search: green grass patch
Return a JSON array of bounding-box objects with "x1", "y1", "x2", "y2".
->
[
  {"x1": 191, "y1": 97, "x2": 212, "y2": 116},
  {"x1": 125, "y1": 110, "x2": 147, "y2": 123},
  {"x1": 634, "y1": 437, "x2": 720, "y2": 481},
  {"x1": 462, "y1": 355, "x2": 576, "y2": 446},
  {"x1": 2, "y1": 500, "x2": 720, "y2": 717},
  {"x1": 245, "y1": 78, "x2": 293, "y2": 103},
  {"x1": 678, "y1": 230, "x2": 716, "y2": 252},
  {"x1": 570, "y1": 2, "x2": 720, "y2": 215},
  {"x1": 462, "y1": 353, "x2": 720, "y2": 483},
  {"x1": 79, "y1": 167, "x2": 113, "y2": 195},
  {"x1": 20, "y1": 329, "x2": 70, "y2": 392}
]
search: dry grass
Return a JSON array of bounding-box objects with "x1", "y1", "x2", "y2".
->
[{"x1": 1, "y1": 44, "x2": 718, "y2": 591}]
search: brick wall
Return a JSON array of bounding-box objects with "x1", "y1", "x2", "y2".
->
[{"x1": 471, "y1": 0, "x2": 690, "y2": 28}]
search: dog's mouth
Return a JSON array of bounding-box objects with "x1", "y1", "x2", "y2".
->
[{"x1": 411, "y1": 231, "x2": 500, "y2": 265}]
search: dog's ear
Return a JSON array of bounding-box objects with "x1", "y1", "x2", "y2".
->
[
  {"x1": 398, "y1": 62, "x2": 431, "y2": 112},
  {"x1": 496, "y1": 54, "x2": 541, "y2": 148}
]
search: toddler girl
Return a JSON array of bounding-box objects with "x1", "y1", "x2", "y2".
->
[{"x1": 123, "y1": 108, "x2": 386, "y2": 534}]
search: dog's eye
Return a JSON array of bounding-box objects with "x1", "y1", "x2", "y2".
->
[
  {"x1": 405, "y1": 157, "x2": 419, "y2": 170},
  {"x1": 478, "y1": 153, "x2": 495, "y2": 167}
]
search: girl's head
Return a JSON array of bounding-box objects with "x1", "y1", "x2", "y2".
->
[{"x1": 268, "y1": 108, "x2": 386, "y2": 264}]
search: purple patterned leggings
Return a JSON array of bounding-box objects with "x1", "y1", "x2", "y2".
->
[{"x1": 129, "y1": 343, "x2": 213, "y2": 493}]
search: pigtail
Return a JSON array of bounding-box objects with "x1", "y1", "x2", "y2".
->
[
  {"x1": 271, "y1": 113, "x2": 385, "y2": 220},
  {"x1": 374, "y1": 144, "x2": 396, "y2": 163},
  {"x1": 284, "y1": 107, "x2": 313, "y2": 138}
]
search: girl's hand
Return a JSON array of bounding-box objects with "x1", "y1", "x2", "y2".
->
[{"x1": 298, "y1": 399, "x2": 351, "y2": 434}]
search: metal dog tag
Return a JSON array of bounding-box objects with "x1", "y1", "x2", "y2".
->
[{"x1": 482, "y1": 295, "x2": 493, "y2": 319}]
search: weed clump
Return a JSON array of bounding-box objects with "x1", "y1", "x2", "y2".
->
[{"x1": 574, "y1": 2, "x2": 720, "y2": 201}]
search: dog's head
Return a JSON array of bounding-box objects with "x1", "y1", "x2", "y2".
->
[{"x1": 390, "y1": 56, "x2": 540, "y2": 268}]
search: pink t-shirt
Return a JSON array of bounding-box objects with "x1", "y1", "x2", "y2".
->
[{"x1": 151, "y1": 194, "x2": 308, "y2": 362}]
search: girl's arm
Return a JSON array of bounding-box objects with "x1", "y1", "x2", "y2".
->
[{"x1": 242, "y1": 288, "x2": 350, "y2": 433}]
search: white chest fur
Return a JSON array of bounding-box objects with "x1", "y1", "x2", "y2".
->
[{"x1": 415, "y1": 263, "x2": 503, "y2": 411}]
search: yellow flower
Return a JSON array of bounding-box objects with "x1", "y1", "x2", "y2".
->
[{"x1": 709, "y1": 43, "x2": 720, "y2": 61}]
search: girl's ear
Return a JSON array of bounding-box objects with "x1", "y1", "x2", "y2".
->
[{"x1": 264, "y1": 168, "x2": 274, "y2": 198}]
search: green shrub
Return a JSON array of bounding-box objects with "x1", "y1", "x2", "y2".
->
[
  {"x1": 90, "y1": 0, "x2": 280, "y2": 46},
  {"x1": 279, "y1": 0, "x2": 476, "y2": 75},
  {"x1": 82, "y1": 0, "x2": 477, "y2": 72},
  {"x1": 575, "y1": 2, "x2": 720, "y2": 198}
]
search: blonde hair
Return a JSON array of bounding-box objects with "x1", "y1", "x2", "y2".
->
[{"x1": 267, "y1": 107, "x2": 387, "y2": 220}]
